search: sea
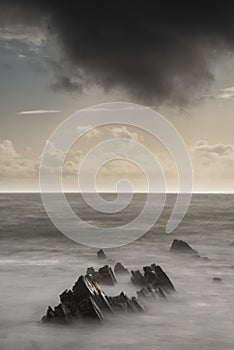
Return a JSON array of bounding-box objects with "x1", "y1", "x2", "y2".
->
[{"x1": 0, "y1": 193, "x2": 233, "y2": 350}]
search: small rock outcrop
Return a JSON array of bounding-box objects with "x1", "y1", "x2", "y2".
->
[
  {"x1": 212, "y1": 277, "x2": 222, "y2": 283},
  {"x1": 170, "y1": 239, "x2": 198, "y2": 255},
  {"x1": 114, "y1": 262, "x2": 129, "y2": 275},
  {"x1": 97, "y1": 249, "x2": 106, "y2": 259},
  {"x1": 201, "y1": 256, "x2": 210, "y2": 261}
]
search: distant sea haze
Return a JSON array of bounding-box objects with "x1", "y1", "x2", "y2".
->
[{"x1": 0, "y1": 193, "x2": 234, "y2": 349}]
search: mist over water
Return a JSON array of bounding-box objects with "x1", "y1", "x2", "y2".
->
[{"x1": 0, "y1": 193, "x2": 234, "y2": 350}]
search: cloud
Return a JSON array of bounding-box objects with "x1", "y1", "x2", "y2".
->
[
  {"x1": 2, "y1": 2, "x2": 234, "y2": 104},
  {"x1": 75, "y1": 125, "x2": 143, "y2": 141},
  {"x1": 192, "y1": 140, "x2": 234, "y2": 179},
  {"x1": 40, "y1": 141, "x2": 83, "y2": 177},
  {"x1": 76, "y1": 125, "x2": 102, "y2": 139},
  {"x1": 216, "y1": 87, "x2": 234, "y2": 100},
  {"x1": 0, "y1": 24, "x2": 46, "y2": 47},
  {"x1": 108, "y1": 126, "x2": 143, "y2": 142},
  {"x1": 204, "y1": 87, "x2": 234, "y2": 100},
  {"x1": 0, "y1": 139, "x2": 37, "y2": 178},
  {"x1": 51, "y1": 75, "x2": 83, "y2": 93},
  {"x1": 17, "y1": 109, "x2": 61, "y2": 115},
  {"x1": 194, "y1": 140, "x2": 234, "y2": 156},
  {"x1": 2, "y1": 137, "x2": 233, "y2": 191}
]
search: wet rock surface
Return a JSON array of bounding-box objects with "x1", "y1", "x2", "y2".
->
[{"x1": 41, "y1": 263, "x2": 176, "y2": 325}]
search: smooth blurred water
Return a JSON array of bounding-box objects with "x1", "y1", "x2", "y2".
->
[{"x1": 0, "y1": 193, "x2": 234, "y2": 350}]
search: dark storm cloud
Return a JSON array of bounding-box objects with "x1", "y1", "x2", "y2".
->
[{"x1": 1, "y1": 1, "x2": 234, "y2": 104}]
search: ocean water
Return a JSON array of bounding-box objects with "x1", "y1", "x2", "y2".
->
[{"x1": 0, "y1": 193, "x2": 234, "y2": 350}]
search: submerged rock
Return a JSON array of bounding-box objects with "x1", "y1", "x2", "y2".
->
[
  {"x1": 137, "y1": 285, "x2": 167, "y2": 302},
  {"x1": 201, "y1": 256, "x2": 210, "y2": 261},
  {"x1": 170, "y1": 239, "x2": 198, "y2": 255},
  {"x1": 212, "y1": 277, "x2": 222, "y2": 283},
  {"x1": 97, "y1": 249, "x2": 106, "y2": 259},
  {"x1": 114, "y1": 262, "x2": 129, "y2": 275}
]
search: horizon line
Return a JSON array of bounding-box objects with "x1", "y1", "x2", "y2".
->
[{"x1": 0, "y1": 191, "x2": 234, "y2": 194}]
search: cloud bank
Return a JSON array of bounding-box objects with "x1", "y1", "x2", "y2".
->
[{"x1": 1, "y1": 137, "x2": 234, "y2": 191}]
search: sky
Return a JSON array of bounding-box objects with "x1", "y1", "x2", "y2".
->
[{"x1": 0, "y1": 2, "x2": 234, "y2": 192}]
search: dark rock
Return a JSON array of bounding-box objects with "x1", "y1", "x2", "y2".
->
[
  {"x1": 41, "y1": 306, "x2": 55, "y2": 322},
  {"x1": 114, "y1": 262, "x2": 129, "y2": 275},
  {"x1": 85, "y1": 265, "x2": 117, "y2": 286},
  {"x1": 59, "y1": 289, "x2": 78, "y2": 316},
  {"x1": 98, "y1": 265, "x2": 117, "y2": 285},
  {"x1": 191, "y1": 254, "x2": 211, "y2": 261},
  {"x1": 150, "y1": 264, "x2": 176, "y2": 292},
  {"x1": 213, "y1": 277, "x2": 222, "y2": 283},
  {"x1": 131, "y1": 264, "x2": 175, "y2": 294},
  {"x1": 42, "y1": 263, "x2": 176, "y2": 325},
  {"x1": 42, "y1": 275, "x2": 113, "y2": 324},
  {"x1": 170, "y1": 239, "x2": 198, "y2": 254},
  {"x1": 77, "y1": 296, "x2": 105, "y2": 321},
  {"x1": 137, "y1": 285, "x2": 167, "y2": 302},
  {"x1": 72, "y1": 275, "x2": 113, "y2": 312},
  {"x1": 86, "y1": 267, "x2": 100, "y2": 283},
  {"x1": 131, "y1": 296, "x2": 145, "y2": 312},
  {"x1": 202, "y1": 256, "x2": 210, "y2": 261},
  {"x1": 230, "y1": 242, "x2": 234, "y2": 246},
  {"x1": 108, "y1": 292, "x2": 144, "y2": 313},
  {"x1": 158, "y1": 287, "x2": 167, "y2": 299},
  {"x1": 42, "y1": 303, "x2": 73, "y2": 324},
  {"x1": 131, "y1": 270, "x2": 145, "y2": 286},
  {"x1": 87, "y1": 267, "x2": 95, "y2": 275},
  {"x1": 192, "y1": 254, "x2": 201, "y2": 259},
  {"x1": 137, "y1": 286, "x2": 154, "y2": 300},
  {"x1": 97, "y1": 249, "x2": 106, "y2": 259}
]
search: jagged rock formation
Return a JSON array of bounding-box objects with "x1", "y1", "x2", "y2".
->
[
  {"x1": 41, "y1": 263, "x2": 176, "y2": 325},
  {"x1": 170, "y1": 239, "x2": 198, "y2": 255},
  {"x1": 97, "y1": 249, "x2": 106, "y2": 259},
  {"x1": 42, "y1": 275, "x2": 113, "y2": 323},
  {"x1": 131, "y1": 263, "x2": 175, "y2": 294},
  {"x1": 114, "y1": 262, "x2": 129, "y2": 275},
  {"x1": 108, "y1": 292, "x2": 145, "y2": 313},
  {"x1": 86, "y1": 265, "x2": 117, "y2": 286}
]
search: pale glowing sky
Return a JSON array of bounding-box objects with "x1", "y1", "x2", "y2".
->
[{"x1": 1, "y1": 27, "x2": 234, "y2": 192}]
